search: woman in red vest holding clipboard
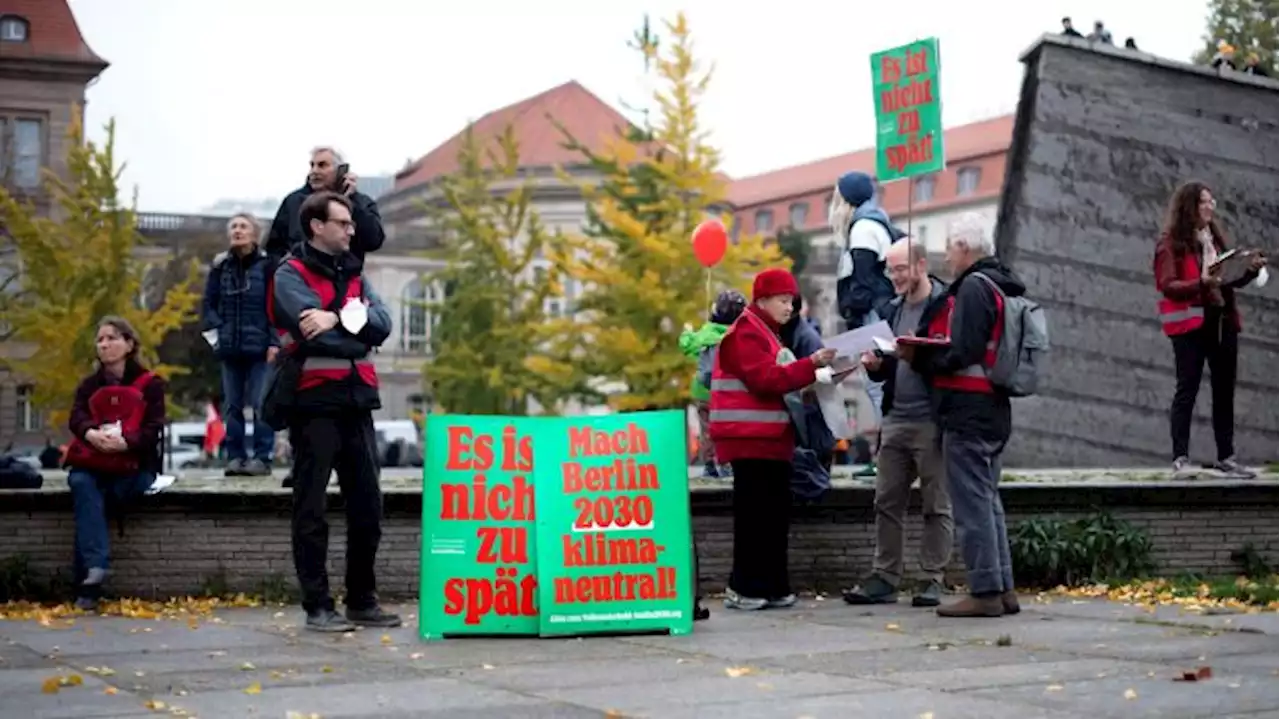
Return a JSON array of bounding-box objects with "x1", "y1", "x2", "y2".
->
[
  {"x1": 708, "y1": 269, "x2": 837, "y2": 610},
  {"x1": 1153, "y1": 181, "x2": 1267, "y2": 479}
]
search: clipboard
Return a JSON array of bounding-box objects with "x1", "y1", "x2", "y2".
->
[
  {"x1": 1209, "y1": 249, "x2": 1259, "y2": 286},
  {"x1": 896, "y1": 336, "x2": 951, "y2": 347}
]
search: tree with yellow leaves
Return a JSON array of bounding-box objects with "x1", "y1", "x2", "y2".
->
[
  {"x1": 552, "y1": 13, "x2": 787, "y2": 411},
  {"x1": 421, "y1": 124, "x2": 585, "y2": 415},
  {"x1": 0, "y1": 114, "x2": 200, "y2": 428}
]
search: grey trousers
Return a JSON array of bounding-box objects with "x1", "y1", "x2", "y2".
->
[
  {"x1": 873, "y1": 420, "x2": 953, "y2": 584},
  {"x1": 942, "y1": 431, "x2": 1015, "y2": 595}
]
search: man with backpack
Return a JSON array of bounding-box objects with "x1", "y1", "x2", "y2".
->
[{"x1": 901, "y1": 212, "x2": 1039, "y2": 618}]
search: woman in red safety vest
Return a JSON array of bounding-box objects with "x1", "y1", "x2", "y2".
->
[
  {"x1": 709, "y1": 268, "x2": 837, "y2": 611},
  {"x1": 1153, "y1": 181, "x2": 1267, "y2": 479}
]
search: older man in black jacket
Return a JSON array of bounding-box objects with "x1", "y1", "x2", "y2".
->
[{"x1": 266, "y1": 146, "x2": 386, "y2": 263}]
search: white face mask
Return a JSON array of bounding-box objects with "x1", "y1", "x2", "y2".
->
[{"x1": 340, "y1": 297, "x2": 369, "y2": 334}]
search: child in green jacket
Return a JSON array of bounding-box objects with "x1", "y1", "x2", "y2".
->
[{"x1": 679, "y1": 289, "x2": 747, "y2": 478}]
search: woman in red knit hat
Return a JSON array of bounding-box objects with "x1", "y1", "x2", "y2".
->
[{"x1": 709, "y1": 268, "x2": 837, "y2": 610}]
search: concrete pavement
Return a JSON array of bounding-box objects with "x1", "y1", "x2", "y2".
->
[{"x1": 2, "y1": 594, "x2": 1275, "y2": 718}]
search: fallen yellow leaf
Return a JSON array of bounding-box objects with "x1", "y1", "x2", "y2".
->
[
  {"x1": 104, "y1": 686, "x2": 118, "y2": 695},
  {"x1": 724, "y1": 666, "x2": 755, "y2": 678},
  {"x1": 240, "y1": 662, "x2": 256, "y2": 671},
  {"x1": 321, "y1": 665, "x2": 334, "y2": 673},
  {"x1": 481, "y1": 663, "x2": 496, "y2": 670},
  {"x1": 1123, "y1": 688, "x2": 1137, "y2": 700},
  {"x1": 1045, "y1": 684, "x2": 1064, "y2": 692},
  {"x1": 919, "y1": 713, "x2": 935, "y2": 719},
  {"x1": 144, "y1": 699, "x2": 167, "y2": 710},
  {"x1": 244, "y1": 681, "x2": 262, "y2": 695},
  {"x1": 755, "y1": 682, "x2": 774, "y2": 690},
  {"x1": 285, "y1": 713, "x2": 322, "y2": 719},
  {"x1": 41, "y1": 676, "x2": 62, "y2": 694},
  {"x1": 885, "y1": 623, "x2": 901, "y2": 631},
  {"x1": 380, "y1": 634, "x2": 393, "y2": 645}
]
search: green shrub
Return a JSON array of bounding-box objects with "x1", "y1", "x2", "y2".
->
[{"x1": 1010, "y1": 512, "x2": 1155, "y2": 588}]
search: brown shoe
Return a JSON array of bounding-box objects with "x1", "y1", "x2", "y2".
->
[
  {"x1": 1002, "y1": 591, "x2": 1021, "y2": 615},
  {"x1": 936, "y1": 595, "x2": 1004, "y2": 618}
]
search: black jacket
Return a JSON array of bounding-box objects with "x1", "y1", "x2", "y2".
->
[
  {"x1": 271, "y1": 242, "x2": 392, "y2": 414},
  {"x1": 265, "y1": 183, "x2": 386, "y2": 263},
  {"x1": 910, "y1": 257, "x2": 1026, "y2": 443},
  {"x1": 866, "y1": 276, "x2": 950, "y2": 417},
  {"x1": 201, "y1": 248, "x2": 277, "y2": 360}
]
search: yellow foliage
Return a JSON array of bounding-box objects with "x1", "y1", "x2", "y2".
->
[
  {"x1": 0, "y1": 111, "x2": 200, "y2": 428},
  {"x1": 554, "y1": 13, "x2": 787, "y2": 410},
  {"x1": 418, "y1": 124, "x2": 582, "y2": 415}
]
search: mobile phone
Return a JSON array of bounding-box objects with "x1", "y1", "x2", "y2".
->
[{"x1": 333, "y1": 163, "x2": 349, "y2": 192}]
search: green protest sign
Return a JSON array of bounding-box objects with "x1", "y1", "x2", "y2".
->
[
  {"x1": 533, "y1": 410, "x2": 694, "y2": 637},
  {"x1": 420, "y1": 415, "x2": 539, "y2": 640},
  {"x1": 871, "y1": 38, "x2": 945, "y2": 182}
]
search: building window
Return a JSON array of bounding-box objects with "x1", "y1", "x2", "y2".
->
[
  {"x1": 913, "y1": 175, "x2": 936, "y2": 203},
  {"x1": 16, "y1": 384, "x2": 40, "y2": 432},
  {"x1": 0, "y1": 16, "x2": 28, "y2": 43},
  {"x1": 788, "y1": 202, "x2": 808, "y2": 228},
  {"x1": 910, "y1": 224, "x2": 929, "y2": 249},
  {"x1": 400, "y1": 278, "x2": 438, "y2": 353},
  {"x1": 755, "y1": 209, "x2": 774, "y2": 233},
  {"x1": 957, "y1": 167, "x2": 982, "y2": 196},
  {"x1": 0, "y1": 117, "x2": 45, "y2": 190}
]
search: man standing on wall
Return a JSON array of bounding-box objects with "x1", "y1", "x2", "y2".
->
[
  {"x1": 266, "y1": 146, "x2": 386, "y2": 263},
  {"x1": 845, "y1": 240, "x2": 953, "y2": 608},
  {"x1": 271, "y1": 191, "x2": 398, "y2": 631}
]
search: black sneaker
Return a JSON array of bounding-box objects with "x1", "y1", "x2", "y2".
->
[
  {"x1": 281, "y1": 472, "x2": 294, "y2": 489},
  {"x1": 693, "y1": 603, "x2": 710, "y2": 621},
  {"x1": 843, "y1": 575, "x2": 899, "y2": 605},
  {"x1": 346, "y1": 606, "x2": 402, "y2": 628},
  {"x1": 912, "y1": 580, "x2": 945, "y2": 607},
  {"x1": 305, "y1": 608, "x2": 355, "y2": 632}
]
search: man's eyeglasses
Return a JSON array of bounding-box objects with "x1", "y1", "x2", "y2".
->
[{"x1": 327, "y1": 218, "x2": 355, "y2": 230}]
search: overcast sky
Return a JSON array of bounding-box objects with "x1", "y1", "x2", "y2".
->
[{"x1": 68, "y1": 0, "x2": 1210, "y2": 213}]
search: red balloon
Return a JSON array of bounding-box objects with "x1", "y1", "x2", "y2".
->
[{"x1": 691, "y1": 219, "x2": 728, "y2": 268}]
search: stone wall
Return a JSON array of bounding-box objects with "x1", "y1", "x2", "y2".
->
[
  {"x1": 2, "y1": 482, "x2": 1274, "y2": 599},
  {"x1": 995, "y1": 36, "x2": 1280, "y2": 467}
]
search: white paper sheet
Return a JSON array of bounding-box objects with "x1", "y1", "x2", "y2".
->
[{"x1": 825, "y1": 320, "x2": 896, "y2": 359}]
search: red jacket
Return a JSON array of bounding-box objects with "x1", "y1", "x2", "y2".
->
[
  {"x1": 1153, "y1": 232, "x2": 1244, "y2": 333},
  {"x1": 709, "y1": 304, "x2": 818, "y2": 463}
]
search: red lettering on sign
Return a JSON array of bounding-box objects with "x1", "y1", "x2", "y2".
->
[
  {"x1": 500, "y1": 424, "x2": 533, "y2": 472},
  {"x1": 563, "y1": 532, "x2": 660, "y2": 566},
  {"x1": 476, "y1": 526, "x2": 529, "y2": 564},
  {"x1": 440, "y1": 473, "x2": 535, "y2": 521},
  {"x1": 884, "y1": 132, "x2": 937, "y2": 173},
  {"x1": 568, "y1": 424, "x2": 651, "y2": 458},
  {"x1": 879, "y1": 78, "x2": 934, "y2": 114},
  {"x1": 445, "y1": 427, "x2": 494, "y2": 471},
  {"x1": 562, "y1": 459, "x2": 660, "y2": 493},
  {"x1": 880, "y1": 55, "x2": 902, "y2": 84},
  {"x1": 571, "y1": 495, "x2": 655, "y2": 530},
  {"x1": 552, "y1": 567, "x2": 678, "y2": 604},
  {"x1": 906, "y1": 46, "x2": 930, "y2": 76},
  {"x1": 442, "y1": 567, "x2": 538, "y2": 624}
]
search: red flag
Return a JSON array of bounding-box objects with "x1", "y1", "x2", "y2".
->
[{"x1": 203, "y1": 402, "x2": 226, "y2": 456}]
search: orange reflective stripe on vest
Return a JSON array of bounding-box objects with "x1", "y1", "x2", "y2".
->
[
  {"x1": 281, "y1": 258, "x2": 379, "y2": 392},
  {"x1": 930, "y1": 280, "x2": 1004, "y2": 394},
  {"x1": 1156, "y1": 253, "x2": 1206, "y2": 336},
  {"x1": 707, "y1": 312, "x2": 791, "y2": 440}
]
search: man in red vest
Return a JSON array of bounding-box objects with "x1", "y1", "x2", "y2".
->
[
  {"x1": 709, "y1": 268, "x2": 837, "y2": 610},
  {"x1": 271, "y1": 190, "x2": 397, "y2": 632},
  {"x1": 901, "y1": 212, "x2": 1025, "y2": 618}
]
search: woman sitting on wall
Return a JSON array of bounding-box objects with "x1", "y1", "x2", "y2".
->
[
  {"x1": 1153, "y1": 181, "x2": 1267, "y2": 479},
  {"x1": 64, "y1": 316, "x2": 166, "y2": 610}
]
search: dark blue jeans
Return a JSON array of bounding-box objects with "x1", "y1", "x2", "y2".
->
[
  {"x1": 221, "y1": 357, "x2": 274, "y2": 462},
  {"x1": 942, "y1": 431, "x2": 1014, "y2": 596},
  {"x1": 68, "y1": 469, "x2": 155, "y2": 577}
]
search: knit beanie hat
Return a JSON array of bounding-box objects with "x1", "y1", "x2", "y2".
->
[
  {"x1": 752, "y1": 268, "x2": 800, "y2": 301},
  {"x1": 836, "y1": 171, "x2": 875, "y2": 207},
  {"x1": 710, "y1": 289, "x2": 747, "y2": 324}
]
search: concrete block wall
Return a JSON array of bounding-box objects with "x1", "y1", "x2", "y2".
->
[
  {"x1": 995, "y1": 36, "x2": 1279, "y2": 467},
  {"x1": 1, "y1": 484, "x2": 1274, "y2": 599}
]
